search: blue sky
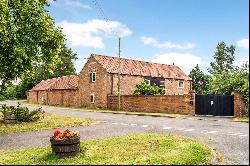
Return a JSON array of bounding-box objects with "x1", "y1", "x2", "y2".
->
[{"x1": 48, "y1": 0, "x2": 249, "y2": 74}]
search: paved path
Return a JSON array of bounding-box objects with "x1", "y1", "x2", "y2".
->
[{"x1": 0, "y1": 101, "x2": 249, "y2": 165}]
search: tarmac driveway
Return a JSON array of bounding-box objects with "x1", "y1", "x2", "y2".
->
[{"x1": 0, "y1": 101, "x2": 249, "y2": 165}]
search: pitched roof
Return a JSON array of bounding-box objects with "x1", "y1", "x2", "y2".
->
[
  {"x1": 29, "y1": 75, "x2": 79, "y2": 91},
  {"x1": 50, "y1": 75, "x2": 79, "y2": 90},
  {"x1": 92, "y1": 54, "x2": 192, "y2": 80}
]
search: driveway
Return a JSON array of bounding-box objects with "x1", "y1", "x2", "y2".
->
[{"x1": 0, "y1": 101, "x2": 249, "y2": 165}]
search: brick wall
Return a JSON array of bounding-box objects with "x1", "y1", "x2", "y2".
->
[
  {"x1": 107, "y1": 94, "x2": 195, "y2": 115},
  {"x1": 165, "y1": 79, "x2": 191, "y2": 95},
  {"x1": 234, "y1": 92, "x2": 247, "y2": 117},
  {"x1": 78, "y1": 57, "x2": 109, "y2": 108},
  {"x1": 62, "y1": 90, "x2": 79, "y2": 106},
  {"x1": 27, "y1": 91, "x2": 38, "y2": 103},
  {"x1": 48, "y1": 90, "x2": 63, "y2": 105},
  {"x1": 47, "y1": 90, "x2": 79, "y2": 106},
  {"x1": 108, "y1": 74, "x2": 144, "y2": 95},
  {"x1": 37, "y1": 91, "x2": 48, "y2": 104}
]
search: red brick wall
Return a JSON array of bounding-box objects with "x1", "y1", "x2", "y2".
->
[
  {"x1": 47, "y1": 90, "x2": 78, "y2": 106},
  {"x1": 107, "y1": 94, "x2": 195, "y2": 115},
  {"x1": 37, "y1": 91, "x2": 48, "y2": 104},
  {"x1": 234, "y1": 92, "x2": 247, "y2": 117},
  {"x1": 27, "y1": 91, "x2": 38, "y2": 103},
  {"x1": 62, "y1": 90, "x2": 79, "y2": 106},
  {"x1": 78, "y1": 56, "x2": 109, "y2": 108},
  {"x1": 165, "y1": 79, "x2": 191, "y2": 95},
  {"x1": 48, "y1": 90, "x2": 63, "y2": 105},
  {"x1": 108, "y1": 74, "x2": 144, "y2": 95}
]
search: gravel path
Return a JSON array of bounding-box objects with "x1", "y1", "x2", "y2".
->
[{"x1": 0, "y1": 101, "x2": 249, "y2": 165}]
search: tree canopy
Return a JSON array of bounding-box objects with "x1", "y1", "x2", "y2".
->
[
  {"x1": 0, "y1": 0, "x2": 65, "y2": 88},
  {"x1": 189, "y1": 64, "x2": 210, "y2": 94},
  {"x1": 208, "y1": 41, "x2": 235, "y2": 75}
]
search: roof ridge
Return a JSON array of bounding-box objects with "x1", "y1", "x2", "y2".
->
[{"x1": 92, "y1": 53, "x2": 175, "y2": 67}]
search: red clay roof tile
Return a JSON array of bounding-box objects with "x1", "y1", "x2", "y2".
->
[
  {"x1": 92, "y1": 54, "x2": 192, "y2": 80},
  {"x1": 29, "y1": 75, "x2": 79, "y2": 91}
]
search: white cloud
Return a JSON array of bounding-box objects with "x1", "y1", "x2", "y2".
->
[
  {"x1": 237, "y1": 38, "x2": 249, "y2": 49},
  {"x1": 151, "y1": 53, "x2": 202, "y2": 74},
  {"x1": 234, "y1": 56, "x2": 249, "y2": 67},
  {"x1": 65, "y1": 0, "x2": 92, "y2": 9},
  {"x1": 141, "y1": 36, "x2": 195, "y2": 49},
  {"x1": 58, "y1": 19, "x2": 132, "y2": 48}
]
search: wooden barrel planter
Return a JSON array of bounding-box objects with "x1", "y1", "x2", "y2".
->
[
  {"x1": 4, "y1": 112, "x2": 17, "y2": 123},
  {"x1": 50, "y1": 136, "x2": 80, "y2": 159}
]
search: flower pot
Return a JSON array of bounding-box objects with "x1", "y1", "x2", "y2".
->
[
  {"x1": 50, "y1": 136, "x2": 80, "y2": 159},
  {"x1": 4, "y1": 112, "x2": 17, "y2": 123}
]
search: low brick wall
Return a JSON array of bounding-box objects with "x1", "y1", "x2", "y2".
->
[
  {"x1": 234, "y1": 92, "x2": 247, "y2": 117},
  {"x1": 107, "y1": 94, "x2": 195, "y2": 115}
]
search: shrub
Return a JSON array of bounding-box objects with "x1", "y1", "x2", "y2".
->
[
  {"x1": 133, "y1": 81, "x2": 165, "y2": 95},
  {"x1": 0, "y1": 105, "x2": 44, "y2": 122}
]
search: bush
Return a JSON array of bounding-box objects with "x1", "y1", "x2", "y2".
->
[
  {"x1": 133, "y1": 81, "x2": 165, "y2": 95},
  {"x1": 0, "y1": 105, "x2": 44, "y2": 122}
]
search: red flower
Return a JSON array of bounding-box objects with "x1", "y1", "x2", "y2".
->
[{"x1": 53, "y1": 130, "x2": 61, "y2": 137}]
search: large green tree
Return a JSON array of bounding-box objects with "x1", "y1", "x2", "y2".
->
[
  {"x1": 189, "y1": 64, "x2": 210, "y2": 94},
  {"x1": 15, "y1": 45, "x2": 78, "y2": 99},
  {"x1": 208, "y1": 41, "x2": 235, "y2": 75},
  {"x1": 0, "y1": 0, "x2": 64, "y2": 89}
]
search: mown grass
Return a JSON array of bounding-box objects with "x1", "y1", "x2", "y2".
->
[
  {"x1": 26, "y1": 102, "x2": 192, "y2": 118},
  {"x1": 0, "y1": 133, "x2": 212, "y2": 165},
  {"x1": 0, "y1": 113, "x2": 94, "y2": 134}
]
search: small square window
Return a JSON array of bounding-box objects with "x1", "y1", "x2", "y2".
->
[
  {"x1": 178, "y1": 81, "x2": 184, "y2": 88},
  {"x1": 90, "y1": 94, "x2": 95, "y2": 103}
]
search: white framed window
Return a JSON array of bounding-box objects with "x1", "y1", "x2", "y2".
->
[
  {"x1": 90, "y1": 72, "x2": 96, "y2": 82},
  {"x1": 90, "y1": 94, "x2": 95, "y2": 103},
  {"x1": 144, "y1": 79, "x2": 150, "y2": 85},
  {"x1": 178, "y1": 80, "x2": 184, "y2": 88},
  {"x1": 160, "y1": 80, "x2": 165, "y2": 87}
]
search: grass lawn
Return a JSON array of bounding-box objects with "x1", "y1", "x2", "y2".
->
[
  {"x1": 0, "y1": 133, "x2": 212, "y2": 165},
  {"x1": 25, "y1": 102, "x2": 192, "y2": 118},
  {"x1": 0, "y1": 113, "x2": 94, "y2": 134}
]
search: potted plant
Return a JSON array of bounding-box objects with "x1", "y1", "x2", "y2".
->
[{"x1": 50, "y1": 129, "x2": 80, "y2": 159}]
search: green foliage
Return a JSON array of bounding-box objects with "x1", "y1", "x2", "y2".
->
[
  {"x1": 0, "y1": 105, "x2": 44, "y2": 122},
  {"x1": 208, "y1": 63, "x2": 249, "y2": 111},
  {"x1": 0, "y1": 83, "x2": 17, "y2": 100},
  {"x1": 208, "y1": 41, "x2": 235, "y2": 75},
  {"x1": 133, "y1": 81, "x2": 165, "y2": 95},
  {"x1": 189, "y1": 64, "x2": 211, "y2": 94},
  {"x1": 0, "y1": 0, "x2": 65, "y2": 88}
]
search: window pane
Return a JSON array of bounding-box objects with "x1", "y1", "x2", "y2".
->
[
  {"x1": 92, "y1": 73, "x2": 96, "y2": 82},
  {"x1": 144, "y1": 79, "x2": 150, "y2": 85},
  {"x1": 91, "y1": 95, "x2": 94, "y2": 103}
]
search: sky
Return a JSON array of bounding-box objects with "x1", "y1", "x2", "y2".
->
[{"x1": 47, "y1": 0, "x2": 249, "y2": 74}]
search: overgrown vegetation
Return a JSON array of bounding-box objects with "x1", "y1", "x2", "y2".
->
[
  {"x1": 133, "y1": 81, "x2": 165, "y2": 95},
  {"x1": 0, "y1": 104, "x2": 44, "y2": 122},
  {"x1": 0, "y1": 133, "x2": 212, "y2": 165},
  {"x1": 189, "y1": 41, "x2": 249, "y2": 115}
]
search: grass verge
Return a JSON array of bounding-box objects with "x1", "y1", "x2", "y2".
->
[
  {"x1": 233, "y1": 116, "x2": 249, "y2": 122},
  {"x1": 0, "y1": 133, "x2": 212, "y2": 165},
  {"x1": 0, "y1": 113, "x2": 94, "y2": 134},
  {"x1": 25, "y1": 102, "x2": 192, "y2": 118}
]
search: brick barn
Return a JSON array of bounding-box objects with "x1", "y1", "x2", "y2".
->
[{"x1": 27, "y1": 53, "x2": 192, "y2": 109}]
